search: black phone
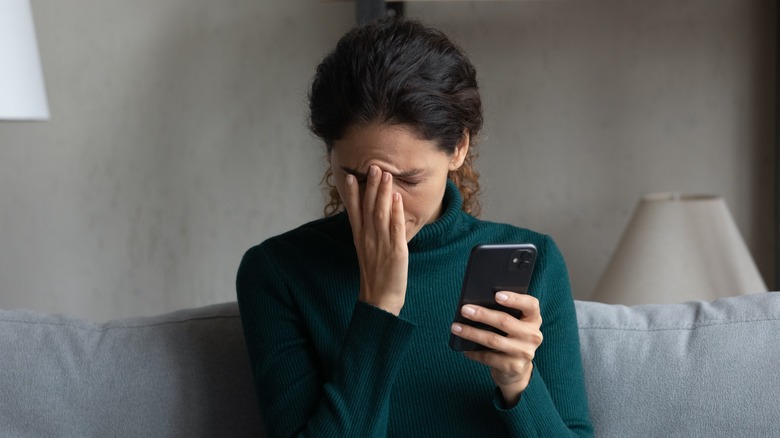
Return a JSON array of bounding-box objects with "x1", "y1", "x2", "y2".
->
[{"x1": 449, "y1": 243, "x2": 537, "y2": 351}]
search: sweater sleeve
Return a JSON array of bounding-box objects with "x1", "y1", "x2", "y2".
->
[
  {"x1": 494, "y1": 235, "x2": 594, "y2": 437},
  {"x1": 236, "y1": 245, "x2": 417, "y2": 438}
]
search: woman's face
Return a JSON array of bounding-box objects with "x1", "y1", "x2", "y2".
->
[{"x1": 330, "y1": 123, "x2": 468, "y2": 242}]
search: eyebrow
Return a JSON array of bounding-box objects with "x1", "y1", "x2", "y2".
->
[{"x1": 340, "y1": 166, "x2": 425, "y2": 179}]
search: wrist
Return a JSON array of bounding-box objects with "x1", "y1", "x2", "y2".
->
[
  {"x1": 497, "y1": 364, "x2": 533, "y2": 408},
  {"x1": 359, "y1": 296, "x2": 404, "y2": 316}
]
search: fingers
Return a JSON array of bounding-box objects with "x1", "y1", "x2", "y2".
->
[
  {"x1": 451, "y1": 293, "x2": 543, "y2": 352},
  {"x1": 346, "y1": 165, "x2": 401, "y2": 241},
  {"x1": 343, "y1": 174, "x2": 362, "y2": 234},
  {"x1": 390, "y1": 192, "x2": 406, "y2": 245},
  {"x1": 461, "y1": 293, "x2": 541, "y2": 332},
  {"x1": 373, "y1": 170, "x2": 394, "y2": 231},
  {"x1": 495, "y1": 292, "x2": 542, "y2": 324},
  {"x1": 361, "y1": 166, "x2": 381, "y2": 234}
]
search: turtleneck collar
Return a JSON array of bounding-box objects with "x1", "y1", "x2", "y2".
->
[{"x1": 407, "y1": 179, "x2": 469, "y2": 251}]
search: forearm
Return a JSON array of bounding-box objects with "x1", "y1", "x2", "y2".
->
[
  {"x1": 495, "y1": 367, "x2": 592, "y2": 437},
  {"x1": 303, "y1": 303, "x2": 415, "y2": 435},
  {"x1": 243, "y1": 298, "x2": 415, "y2": 437}
]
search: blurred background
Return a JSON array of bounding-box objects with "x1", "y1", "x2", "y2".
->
[{"x1": 0, "y1": 0, "x2": 774, "y2": 321}]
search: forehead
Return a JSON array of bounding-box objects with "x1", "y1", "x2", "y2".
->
[{"x1": 331, "y1": 123, "x2": 446, "y2": 172}]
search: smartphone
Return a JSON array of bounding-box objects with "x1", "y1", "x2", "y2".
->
[{"x1": 449, "y1": 243, "x2": 537, "y2": 351}]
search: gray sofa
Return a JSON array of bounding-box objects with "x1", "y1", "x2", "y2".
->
[{"x1": 2, "y1": 293, "x2": 779, "y2": 437}]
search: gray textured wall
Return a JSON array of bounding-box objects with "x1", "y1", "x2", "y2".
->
[{"x1": 0, "y1": 0, "x2": 774, "y2": 321}]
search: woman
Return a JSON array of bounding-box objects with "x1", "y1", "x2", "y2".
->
[{"x1": 237, "y1": 18, "x2": 592, "y2": 437}]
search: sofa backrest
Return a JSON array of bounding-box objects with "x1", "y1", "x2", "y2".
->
[
  {"x1": 3, "y1": 293, "x2": 779, "y2": 437},
  {"x1": 576, "y1": 292, "x2": 780, "y2": 438},
  {"x1": 0, "y1": 303, "x2": 263, "y2": 438}
]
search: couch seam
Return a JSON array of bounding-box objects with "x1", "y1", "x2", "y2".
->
[
  {"x1": 0, "y1": 314, "x2": 240, "y2": 332},
  {"x1": 578, "y1": 316, "x2": 780, "y2": 332}
]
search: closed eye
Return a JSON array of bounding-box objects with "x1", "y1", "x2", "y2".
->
[
  {"x1": 396, "y1": 179, "x2": 421, "y2": 188},
  {"x1": 340, "y1": 166, "x2": 424, "y2": 188}
]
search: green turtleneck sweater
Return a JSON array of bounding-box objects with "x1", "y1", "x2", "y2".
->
[{"x1": 236, "y1": 181, "x2": 592, "y2": 437}]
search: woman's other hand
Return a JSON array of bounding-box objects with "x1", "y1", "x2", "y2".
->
[
  {"x1": 343, "y1": 165, "x2": 408, "y2": 316},
  {"x1": 451, "y1": 292, "x2": 543, "y2": 407}
]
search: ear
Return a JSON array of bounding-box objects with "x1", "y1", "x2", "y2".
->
[{"x1": 448, "y1": 131, "x2": 470, "y2": 171}]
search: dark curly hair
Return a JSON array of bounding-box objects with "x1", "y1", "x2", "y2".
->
[{"x1": 309, "y1": 18, "x2": 484, "y2": 216}]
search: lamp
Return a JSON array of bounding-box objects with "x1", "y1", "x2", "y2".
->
[
  {"x1": 593, "y1": 193, "x2": 767, "y2": 305},
  {"x1": 0, "y1": 0, "x2": 49, "y2": 120}
]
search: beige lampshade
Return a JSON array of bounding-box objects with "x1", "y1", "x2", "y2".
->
[
  {"x1": 0, "y1": 0, "x2": 49, "y2": 120},
  {"x1": 593, "y1": 193, "x2": 767, "y2": 305}
]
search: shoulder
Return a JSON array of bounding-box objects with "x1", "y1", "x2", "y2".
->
[
  {"x1": 255, "y1": 213, "x2": 351, "y2": 252},
  {"x1": 469, "y1": 217, "x2": 557, "y2": 249},
  {"x1": 468, "y1": 218, "x2": 567, "y2": 274},
  {"x1": 239, "y1": 213, "x2": 353, "y2": 273}
]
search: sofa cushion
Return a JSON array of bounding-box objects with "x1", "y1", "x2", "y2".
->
[
  {"x1": 576, "y1": 293, "x2": 780, "y2": 438},
  {"x1": 5, "y1": 294, "x2": 778, "y2": 437},
  {"x1": 0, "y1": 302, "x2": 263, "y2": 438}
]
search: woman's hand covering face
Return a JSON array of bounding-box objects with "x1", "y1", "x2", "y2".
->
[{"x1": 343, "y1": 165, "x2": 409, "y2": 316}]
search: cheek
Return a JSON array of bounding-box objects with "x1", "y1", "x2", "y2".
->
[
  {"x1": 399, "y1": 194, "x2": 428, "y2": 220},
  {"x1": 332, "y1": 175, "x2": 346, "y2": 201},
  {"x1": 404, "y1": 182, "x2": 448, "y2": 224}
]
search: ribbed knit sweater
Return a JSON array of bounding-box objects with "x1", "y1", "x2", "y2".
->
[{"x1": 236, "y1": 181, "x2": 593, "y2": 437}]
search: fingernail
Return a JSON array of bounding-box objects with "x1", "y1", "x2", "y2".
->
[
  {"x1": 346, "y1": 174, "x2": 355, "y2": 185},
  {"x1": 461, "y1": 305, "x2": 476, "y2": 316},
  {"x1": 370, "y1": 166, "x2": 379, "y2": 177},
  {"x1": 382, "y1": 172, "x2": 390, "y2": 182},
  {"x1": 496, "y1": 292, "x2": 509, "y2": 302},
  {"x1": 451, "y1": 323, "x2": 463, "y2": 333}
]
